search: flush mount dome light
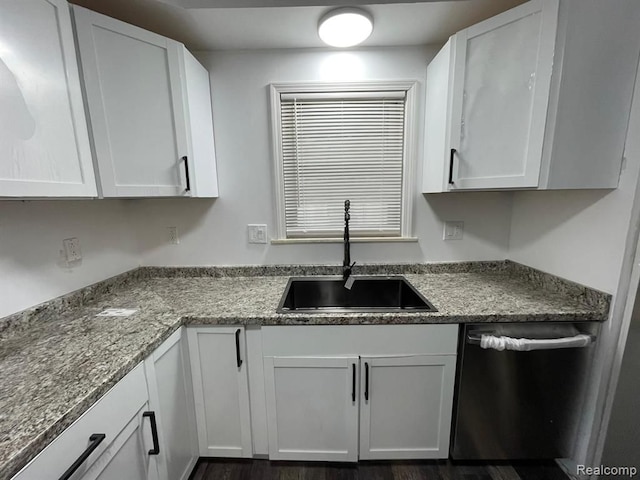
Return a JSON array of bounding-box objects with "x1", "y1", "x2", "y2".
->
[{"x1": 318, "y1": 8, "x2": 373, "y2": 48}]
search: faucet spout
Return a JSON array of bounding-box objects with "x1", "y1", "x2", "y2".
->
[{"x1": 343, "y1": 200, "x2": 355, "y2": 282}]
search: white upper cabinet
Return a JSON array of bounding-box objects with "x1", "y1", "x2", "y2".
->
[
  {"x1": 450, "y1": 0, "x2": 557, "y2": 190},
  {"x1": 0, "y1": 0, "x2": 97, "y2": 198},
  {"x1": 423, "y1": 0, "x2": 640, "y2": 192},
  {"x1": 73, "y1": 6, "x2": 218, "y2": 198}
]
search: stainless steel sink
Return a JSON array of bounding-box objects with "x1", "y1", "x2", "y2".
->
[{"x1": 277, "y1": 276, "x2": 437, "y2": 313}]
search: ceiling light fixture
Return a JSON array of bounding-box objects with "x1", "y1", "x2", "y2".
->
[{"x1": 318, "y1": 8, "x2": 373, "y2": 48}]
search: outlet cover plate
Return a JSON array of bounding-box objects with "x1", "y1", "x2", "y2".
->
[
  {"x1": 96, "y1": 308, "x2": 138, "y2": 317},
  {"x1": 63, "y1": 237, "x2": 82, "y2": 262},
  {"x1": 167, "y1": 226, "x2": 179, "y2": 245}
]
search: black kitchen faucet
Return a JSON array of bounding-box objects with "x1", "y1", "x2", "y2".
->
[{"x1": 343, "y1": 199, "x2": 356, "y2": 283}]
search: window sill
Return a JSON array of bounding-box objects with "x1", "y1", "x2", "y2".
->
[{"x1": 271, "y1": 237, "x2": 418, "y2": 244}]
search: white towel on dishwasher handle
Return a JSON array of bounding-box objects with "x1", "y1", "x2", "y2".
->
[{"x1": 480, "y1": 334, "x2": 593, "y2": 351}]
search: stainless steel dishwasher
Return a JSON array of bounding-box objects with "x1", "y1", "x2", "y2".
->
[{"x1": 451, "y1": 322, "x2": 598, "y2": 460}]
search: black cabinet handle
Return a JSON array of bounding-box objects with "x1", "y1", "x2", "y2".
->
[
  {"x1": 448, "y1": 148, "x2": 456, "y2": 185},
  {"x1": 351, "y1": 364, "x2": 356, "y2": 402},
  {"x1": 58, "y1": 433, "x2": 106, "y2": 480},
  {"x1": 182, "y1": 156, "x2": 191, "y2": 192},
  {"x1": 235, "y1": 329, "x2": 243, "y2": 368},
  {"x1": 143, "y1": 411, "x2": 160, "y2": 455},
  {"x1": 364, "y1": 362, "x2": 369, "y2": 401}
]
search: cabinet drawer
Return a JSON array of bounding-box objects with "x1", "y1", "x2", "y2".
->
[
  {"x1": 262, "y1": 325, "x2": 458, "y2": 356},
  {"x1": 12, "y1": 363, "x2": 148, "y2": 480}
]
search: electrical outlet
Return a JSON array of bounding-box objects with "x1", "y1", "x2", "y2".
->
[
  {"x1": 63, "y1": 237, "x2": 82, "y2": 262},
  {"x1": 248, "y1": 224, "x2": 268, "y2": 244},
  {"x1": 443, "y1": 221, "x2": 464, "y2": 240},
  {"x1": 167, "y1": 226, "x2": 179, "y2": 245}
]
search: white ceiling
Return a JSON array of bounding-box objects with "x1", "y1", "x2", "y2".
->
[
  {"x1": 69, "y1": 0, "x2": 527, "y2": 51},
  {"x1": 156, "y1": 0, "x2": 467, "y2": 7}
]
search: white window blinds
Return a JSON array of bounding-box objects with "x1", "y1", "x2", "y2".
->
[{"x1": 280, "y1": 91, "x2": 406, "y2": 238}]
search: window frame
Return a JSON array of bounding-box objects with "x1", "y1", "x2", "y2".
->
[{"x1": 270, "y1": 81, "x2": 418, "y2": 242}]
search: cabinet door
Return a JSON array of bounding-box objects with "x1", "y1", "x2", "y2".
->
[
  {"x1": 264, "y1": 356, "x2": 359, "y2": 462},
  {"x1": 423, "y1": 36, "x2": 456, "y2": 194},
  {"x1": 187, "y1": 327, "x2": 253, "y2": 457},
  {"x1": 73, "y1": 6, "x2": 190, "y2": 198},
  {"x1": 449, "y1": 0, "x2": 558, "y2": 190},
  {"x1": 144, "y1": 328, "x2": 198, "y2": 480},
  {"x1": 0, "y1": 0, "x2": 96, "y2": 197},
  {"x1": 359, "y1": 355, "x2": 456, "y2": 460},
  {"x1": 80, "y1": 406, "x2": 159, "y2": 480},
  {"x1": 178, "y1": 47, "x2": 219, "y2": 198}
]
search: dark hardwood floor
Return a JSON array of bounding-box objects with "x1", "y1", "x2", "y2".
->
[{"x1": 189, "y1": 459, "x2": 569, "y2": 480}]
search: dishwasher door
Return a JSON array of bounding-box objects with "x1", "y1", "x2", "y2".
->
[{"x1": 450, "y1": 323, "x2": 596, "y2": 460}]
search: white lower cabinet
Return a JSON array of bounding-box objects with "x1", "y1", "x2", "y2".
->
[
  {"x1": 262, "y1": 325, "x2": 459, "y2": 462},
  {"x1": 144, "y1": 328, "x2": 198, "y2": 480},
  {"x1": 11, "y1": 329, "x2": 199, "y2": 480},
  {"x1": 81, "y1": 406, "x2": 159, "y2": 480},
  {"x1": 12, "y1": 324, "x2": 459, "y2": 479},
  {"x1": 359, "y1": 355, "x2": 456, "y2": 460},
  {"x1": 187, "y1": 327, "x2": 253, "y2": 457},
  {"x1": 11, "y1": 364, "x2": 159, "y2": 480},
  {"x1": 263, "y1": 356, "x2": 359, "y2": 461}
]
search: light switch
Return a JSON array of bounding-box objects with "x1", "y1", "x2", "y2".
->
[
  {"x1": 443, "y1": 221, "x2": 464, "y2": 240},
  {"x1": 248, "y1": 224, "x2": 268, "y2": 244}
]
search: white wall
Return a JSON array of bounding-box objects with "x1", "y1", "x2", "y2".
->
[
  {"x1": 0, "y1": 200, "x2": 139, "y2": 318},
  {"x1": 507, "y1": 58, "x2": 640, "y2": 470},
  {"x1": 134, "y1": 47, "x2": 513, "y2": 266},
  {"x1": 508, "y1": 135, "x2": 640, "y2": 294}
]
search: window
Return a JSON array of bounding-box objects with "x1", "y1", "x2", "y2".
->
[{"x1": 271, "y1": 82, "x2": 417, "y2": 240}]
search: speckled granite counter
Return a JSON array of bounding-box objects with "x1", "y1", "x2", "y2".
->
[{"x1": 0, "y1": 261, "x2": 610, "y2": 480}]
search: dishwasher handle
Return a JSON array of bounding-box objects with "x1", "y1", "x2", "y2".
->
[{"x1": 467, "y1": 333, "x2": 595, "y2": 351}]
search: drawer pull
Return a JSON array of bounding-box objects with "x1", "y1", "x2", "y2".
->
[
  {"x1": 448, "y1": 148, "x2": 456, "y2": 185},
  {"x1": 58, "y1": 433, "x2": 106, "y2": 480},
  {"x1": 351, "y1": 363, "x2": 356, "y2": 402},
  {"x1": 364, "y1": 362, "x2": 370, "y2": 401},
  {"x1": 143, "y1": 411, "x2": 160, "y2": 455},
  {"x1": 182, "y1": 156, "x2": 191, "y2": 192},
  {"x1": 235, "y1": 329, "x2": 243, "y2": 368}
]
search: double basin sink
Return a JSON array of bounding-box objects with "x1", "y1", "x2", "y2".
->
[{"x1": 277, "y1": 276, "x2": 437, "y2": 313}]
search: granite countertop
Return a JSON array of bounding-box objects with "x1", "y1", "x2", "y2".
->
[{"x1": 0, "y1": 261, "x2": 610, "y2": 479}]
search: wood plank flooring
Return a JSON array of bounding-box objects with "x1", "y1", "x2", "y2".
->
[{"x1": 189, "y1": 459, "x2": 569, "y2": 480}]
